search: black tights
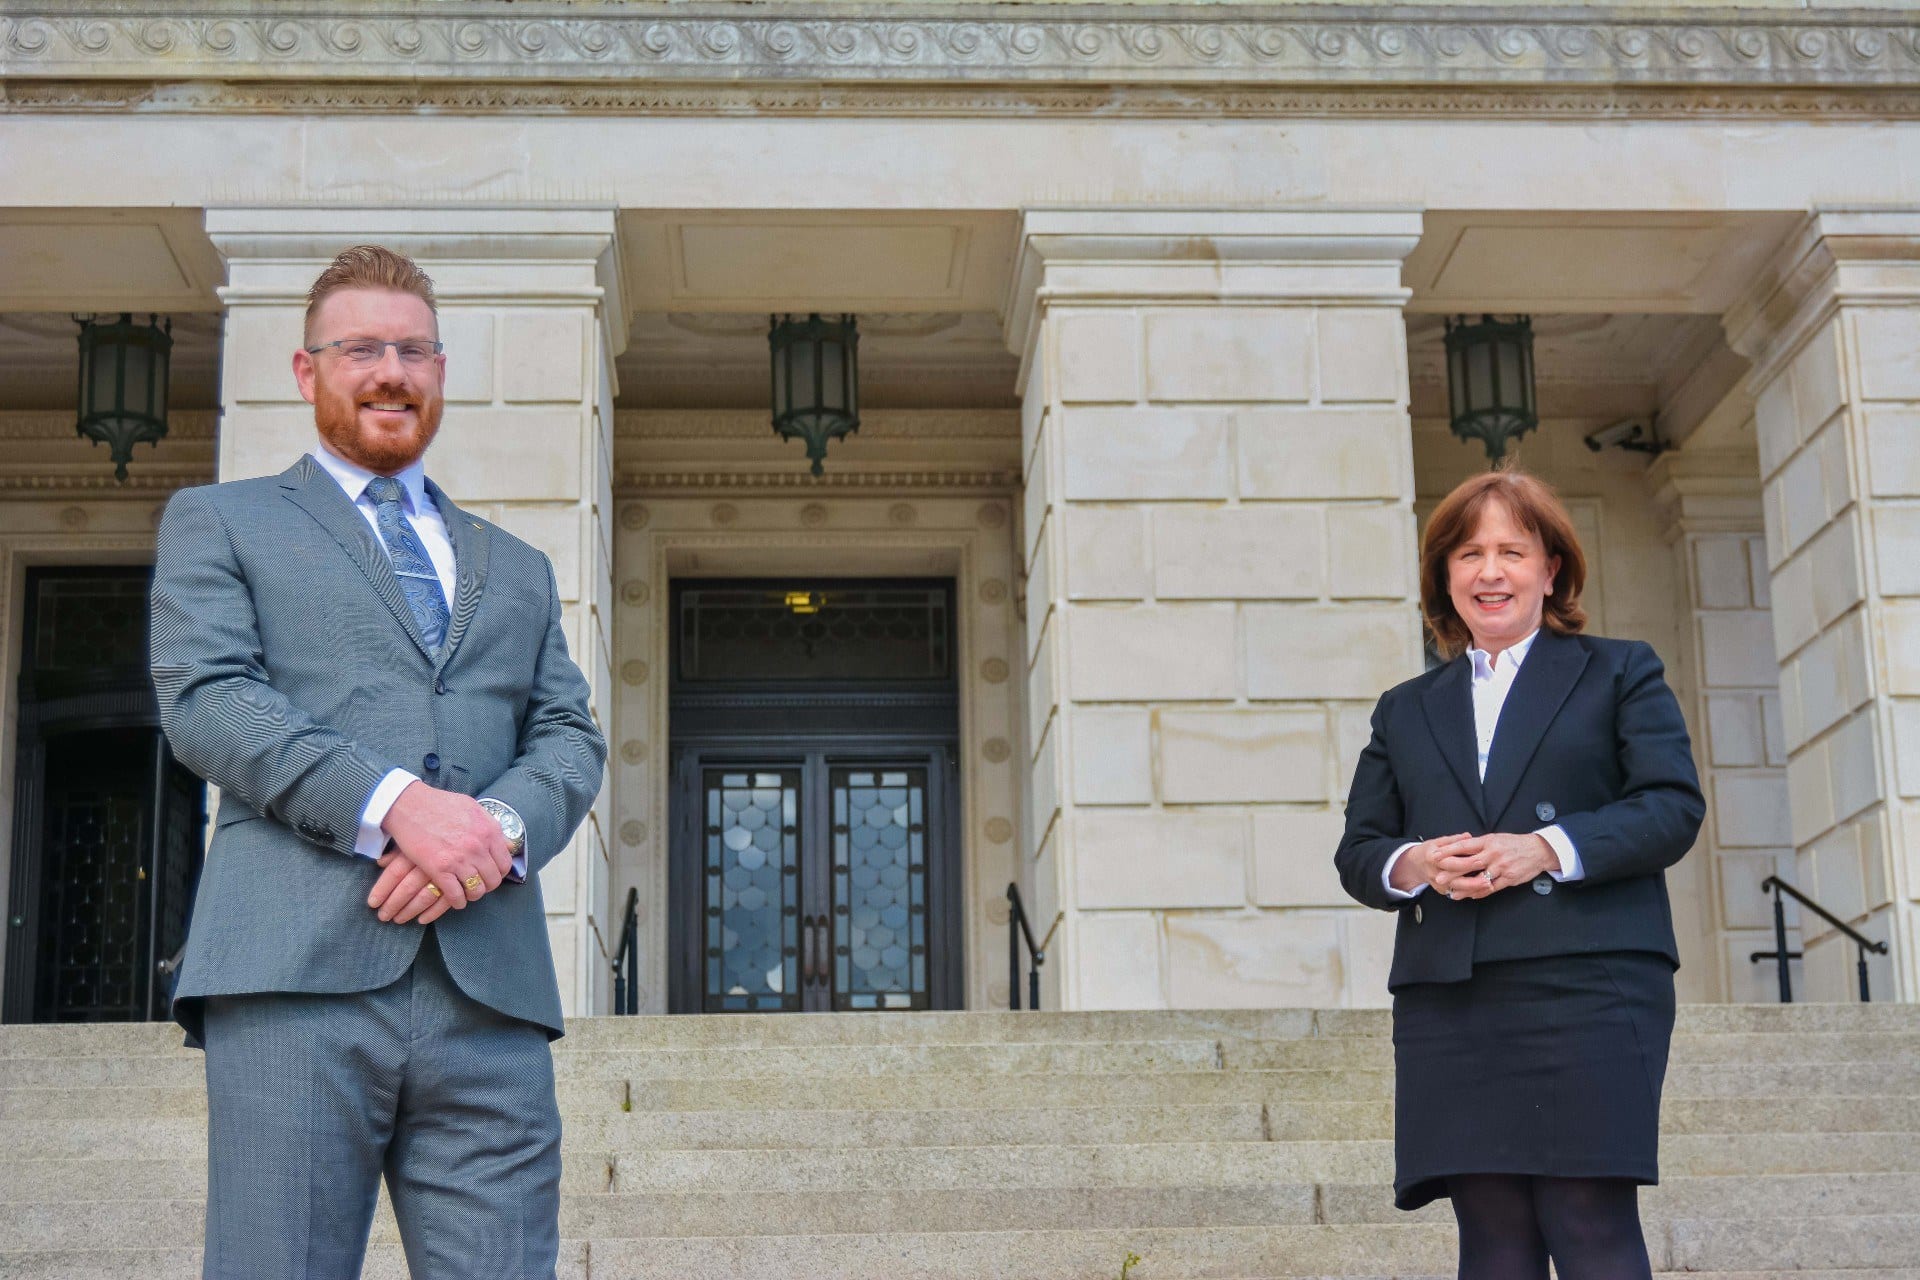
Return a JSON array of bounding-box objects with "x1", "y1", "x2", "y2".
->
[{"x1": 1448, "y1": 1174, "x2": 1652, "y2": 1280}]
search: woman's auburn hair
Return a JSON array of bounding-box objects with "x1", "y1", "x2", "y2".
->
[{"x1": 1420, "y1": 467, "x2": 1588, "y2": 660}]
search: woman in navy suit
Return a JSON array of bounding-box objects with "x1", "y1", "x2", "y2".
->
[{"x1": 1336, "y1": 468, "x2": 1704, "y2": 1279}]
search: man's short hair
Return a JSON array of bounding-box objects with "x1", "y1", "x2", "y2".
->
[{"x1": 305, "y1": 245, "x2": 437, "y2": 342}]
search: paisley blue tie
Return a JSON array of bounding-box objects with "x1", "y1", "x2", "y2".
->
[{"x1": 365, "y1": 475, "x2": 449, "y2": 655}]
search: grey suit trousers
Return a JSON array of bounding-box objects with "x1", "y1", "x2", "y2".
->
[{"x1": 201, "y1": 930, "x2": 562, "y2": 1280}]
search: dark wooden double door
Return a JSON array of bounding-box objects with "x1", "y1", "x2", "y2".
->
[
  {"x1": 5, "y1": 569, "x2": 206, "y2": 1024},
  {"x1": 666, "y1": 580, "x2": 963, "y2": 1014}
]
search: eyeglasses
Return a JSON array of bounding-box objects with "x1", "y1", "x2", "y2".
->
[{"x1": 304, "y1": 338, "x2": 444, "y2": 366}]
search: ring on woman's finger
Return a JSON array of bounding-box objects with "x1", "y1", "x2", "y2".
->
[{"x1": 426, "y1": 884, "x2": 442, "y2": 899}]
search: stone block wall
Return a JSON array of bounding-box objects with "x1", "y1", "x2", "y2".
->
[
  {"x1": 1005, "y1": 210, "x2": 1424, "y2": 1011},
  {"x1": 1726, "y1": 211, "x2": 1920, "y2": 1002}
]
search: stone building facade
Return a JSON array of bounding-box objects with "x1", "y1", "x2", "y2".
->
[{"x1": 2, "y1": 0, "x2": 1918, "y2": 1021}]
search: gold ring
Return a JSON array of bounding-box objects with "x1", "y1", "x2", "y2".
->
[
  {"x1": 426, "y1": 884, "x2": 442, "y2": 899},
  {"x1": 464, "y1": 875, "x2": 484, "y2": 892}
]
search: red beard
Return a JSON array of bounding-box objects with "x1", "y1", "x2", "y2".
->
[{"x1": 313, "y1": 378, "x2": 442, "y2": 474}]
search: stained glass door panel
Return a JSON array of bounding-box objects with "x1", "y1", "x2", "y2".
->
[
  {"x1": 702, "y1": 769, "x2": 802, "y2": 1012},
  {"x1": 831, "y1": 768, "x2": 929, "y2": 1011}
]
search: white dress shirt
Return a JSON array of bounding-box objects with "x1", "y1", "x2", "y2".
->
[
  {"x1": 1382, "y1": 628, "x2": 1585, "y2": 898},
  {"x1": 308, "y1": 445, "x2": 454, "y2": 860}
]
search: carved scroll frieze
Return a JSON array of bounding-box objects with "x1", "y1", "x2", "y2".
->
[{"x1": 5, "y1": 4, "x2": 1920, "y2": 92}]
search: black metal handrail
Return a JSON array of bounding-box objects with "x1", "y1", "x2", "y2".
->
[
  {"x1": 611, "y1": 887, "x2": 640, "y2": 1016},
  {"x1": 1006, "y1": 882, "x2": 1062, "y2": 1011},
  {"x1": 1758, "y1": 875, "x2": 1888, "y2": 1003}
]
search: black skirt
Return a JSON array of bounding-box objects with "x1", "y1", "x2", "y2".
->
[{"x1": 1391, "y1": 950, "x2": 1676, "y2": 1211}]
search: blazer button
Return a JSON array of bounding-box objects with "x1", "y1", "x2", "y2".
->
[
  {"x1": 1535, "y1": 802, "x2": 1556, "y2": 823},
  {"x1": 1532, "y1": 875, "x2": 1554, "y2": 895},
  {"x1": 434, "y1": 678, "x2": 446, "y2": 695},
  {"x1": 423, "y1": 752, "x2": 441, "y2": 772},
  {"x1": 1413, "y1": 903, "x2": 1424, "y2": 924}
]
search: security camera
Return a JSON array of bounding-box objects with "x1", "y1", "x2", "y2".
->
[{"x1": 1583, "y1": 418, "x2": 1667, "y2": 455}]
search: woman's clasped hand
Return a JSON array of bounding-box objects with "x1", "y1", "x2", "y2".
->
[{"x1": 1396, "y1": 832, "x2": 1560, "y2": 899}]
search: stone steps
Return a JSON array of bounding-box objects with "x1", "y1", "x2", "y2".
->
[
  {"x1": 8, "y1": 1172, "x2": 1920, "y2": 1247},
  {"x1": 8, "y1": 1222, "x2": 1920, "y2": 1279},
  {"x1": 6, "y1": 1096, "x2": 1920, "y2": 1160},
  {"x1": 12, "y1": 1058, "x2": 1920, "y2": 1117},
  {"x1": 6, "y1": 1003, "x2": 1909, "y2": 1058},
  {"x1": 1, "y1": 1006, "x2": 1913, "y2": 1275}
]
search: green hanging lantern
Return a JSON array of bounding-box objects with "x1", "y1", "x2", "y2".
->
[
  {"x1": 1444, "y1": 314, "x2": 1536, "y2": 463},
  {"x1": 769, "y1": 313, "x2": 859, "y2": 477},
  {"x1": 75, "y1": 313, "x2": 172, "y2": 482}
]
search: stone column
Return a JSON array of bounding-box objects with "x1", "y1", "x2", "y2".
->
[
  {"x1": 1724, "y1": 209, "x2": 1920, "y2": 1002},
  {"x1": 206, "y1": 206, "x2": 623, "y2": 1015},
  {"x1": 1652, "y1": 450, "x2": 1798, "y2": 1001},
  {"x1": 1003, "y1": 208, "x2": 1424, "y2": 1010}
]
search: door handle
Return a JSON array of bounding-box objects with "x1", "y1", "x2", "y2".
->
[
  {"x1": 799, "y1": 915, "x2": 832, "y2": 989},
  {"x1": 800, "y1": 914, "x2": 817, "y2": 986}
]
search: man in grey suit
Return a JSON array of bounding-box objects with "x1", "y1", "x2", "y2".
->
[{"x1": 150, "y1": 244, "x2": 606, "y2": 1279}]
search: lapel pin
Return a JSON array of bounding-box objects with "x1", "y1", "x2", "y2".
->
[{"x1": 471, "y1": 521, "x2": 482, "y2": 530}]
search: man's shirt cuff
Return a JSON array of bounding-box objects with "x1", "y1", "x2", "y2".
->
[
  {"x1": 355, "y1": 769, "x2": 420, "y2": 859},
  {"x1": 1537, "y1": 824, "x2": 1584, "y2": 881},
  {"x1": 1382, "y1": 842, "x2": 1427, "y2": 900}
]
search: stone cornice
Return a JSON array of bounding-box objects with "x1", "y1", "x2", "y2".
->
[
  {"x1": 0, "y1": 409, "x2": 217, "y2": 440},
  {"x1": 9, "y1": 79, "x2": 1920, "y2": 119},
  {"x1": 1003, "y1": 206, "x2": 1422, "y2": 389},
  {"x1": 615, "y1": 408, "x2": 1019, "y2": 439},
  {"x1": 1723, "y1": 208, "x2": 1920, "y2": 388},
  {"x1": 612, "y1": 468, "x2": 1017, "y2": 494},
  {"x1": 5, "y1": 2, "x2": 1920, "y2": 95}
]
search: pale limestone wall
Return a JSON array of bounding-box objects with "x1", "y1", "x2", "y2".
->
[
  {"x1": 1725, "y1": 211, "x2": 1920, "y2": 1002},
  {"x1": 8, "y1": 116, "x2": 1920, "y2": 217},
  {"x1": 1651, "y1": 452, "x2": 1802, "y2": 1004},
  {"x1": 206, "y1": 207, "x2": 624, "y2": 1015},
  {"x1": 1410, "y1": 418, "x2": 1730, "y2": 998},
  {"x1": 1005, "y1": 210, "x2": 1424, "y2": 1011}
]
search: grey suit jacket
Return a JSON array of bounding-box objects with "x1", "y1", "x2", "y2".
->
[{"x1": 150, "y1": 453, "x2": 606, "y2": 1042}]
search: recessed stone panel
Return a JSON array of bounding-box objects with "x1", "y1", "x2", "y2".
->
[
  {"x1": 1251, "y1": 809, "x2": 1350, "y2": 907},
  {"x1": 1705, "y1": 693, "x2": 1764, "y2": 768},
  {"x1": 501, "y1": 310, "x2": 586, "y2": 403},
  {"x1": 1244, "y1": 604, "x2": 1416, "y2": 701},
  {"x1": 1054, "y1": 310, "x2": 1141, "y2": 404},
  {"x1": 1327, "y1": 505, "x2": 1414, "y2": 601},
  {"x1": 1854, "y1": 307, "x2": 1920, "y2": 401},
  {"x1": 1713, "y1": 772, "x2": 1791, "y2": 849},
  {"x1": 1069, "y1": 707, "x2": 1154, "y2": 806},
  {"x1": 1315, "y1": 308, "x2": 1405, "y2": 404},
  {"x1": 1693, "y1": 537, "x2": 1754, "y2": 610},
  {"x1": 1159, "y1": 710, "x2": 1328, "y2": 805},
  {"x1": 1065, "y1": 604, "x2": 1238, "y2": 702},
  {"x1": 1153, "y1": 506, "x2": 1324, "y2": 600},
  {"x1": 1237, "y1": 409, "x2": 1407, "y2": 501},
  {"x1": 1864, "y1": 409, "x2": 1920, "y2": 499},
  {"x1": 1073, "y1": 912, "x2": 1166, "y2": 1010},
  {"x1": 432, "y1": 409, "x2": 583, "y2": 501},
  {"x1": 1060, "y1": 407, "x2": 1233, "y2": 501},
  {"x1": 1064, "y1": 506, "x2": 1149, "y2": 600},
  {"x1": 1164, "y1": 911, "x2": 1343, "y2": 1008},
  {"x1": 1142, "y1": 308, "x2": 1312, "y2": 404},
  {"x1": 1073, "y1": 811, "x2": 1246, "y2": 909},
  {"x1": 1699, "y1": 610, "x2": 1783, "y2": 690},
  {"x1": 439, "y1": 308, "x2": 496, "y2": 404}
]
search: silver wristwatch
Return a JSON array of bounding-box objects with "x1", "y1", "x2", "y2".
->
[{"x1": 476, "y1": 797, "x2": 527, "y2": 860}]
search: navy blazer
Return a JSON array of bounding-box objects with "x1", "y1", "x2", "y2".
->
[{"x1": 1336, "y1": 629, "x2": 1705, "y2": 990}]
